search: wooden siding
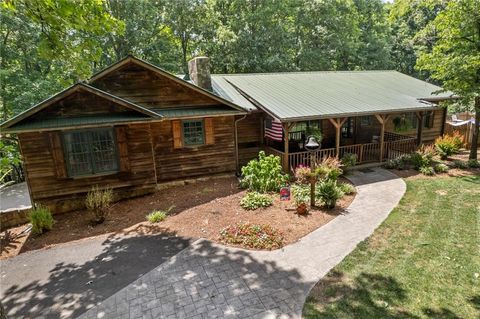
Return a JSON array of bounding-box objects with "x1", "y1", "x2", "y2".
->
[
  {"x1": 151, "y1": 116, "x2": 236, "y2": 181},
  {"x1": 91, "y1": 63, "x2": 223, "y2": 109},
  {"x1": 237, "y1": 113, "x2": 263, "y2": 167},
  {"x1": 28, "y1": 90, "x2": 133, "y2": 121},
  {"x1": 385, "y1": 109, "x2": 444, "y2": 143},
  {"x1": 18, "y1": 123, "x2": 157, "y2": 213}
]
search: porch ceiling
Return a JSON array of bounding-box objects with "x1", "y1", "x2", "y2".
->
[{"x1": 217, "y1": 71, "x2": 453, "y2": 121}]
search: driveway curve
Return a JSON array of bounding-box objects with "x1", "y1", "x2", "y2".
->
[{"x1": 77, "y1": 167, "x2": 406, "y2": 319}]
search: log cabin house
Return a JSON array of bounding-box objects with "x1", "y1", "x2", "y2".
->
[{"x1": 0, "y1": 56, "x2": 452, "y2": 213}]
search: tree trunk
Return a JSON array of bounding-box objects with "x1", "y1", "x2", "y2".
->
[{"x1": 469, "y1": 96, "x2": 480, "y2": 160}]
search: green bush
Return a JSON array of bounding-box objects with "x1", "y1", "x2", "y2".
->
[
  {"x1": 453, "y1": 160, "x2": 469, "y2": 169},
  {"x1": 29, "y1": 206, "x2": 54, "y2": 235},
  {"x1": 291, "y1": 184, "x2": 310, "y2": 206},
  {"x1": 240, "y1": 151, "x2": 289, "y2": 193},
  {"x1": 384, "y1": 155, "x2": 410, "y2": 170},
  {"x1": 434, "y1": 163, "x2": 449, "y2": 173},
  {"x1": 294, "y1": 165, "x2": 313, "y2": 184},
  {"x1": 467, "y1": 159, "x2": 480, "y2": 168},
  {"x1": 419, "y1": 166, "x2": 435, "y2": 176},
  {"x1": 435, "y1": 135, "x2": 460, "y2": 159},
  {"x1": 86, "y1": 186, "x2": 113, "y2": 224},
  {"x1": 240, "y1": 192, "x2": 273, "y2": 210},
  {"x1": 315, "y1": 157, "x2": 343, "y2": 181},
  {"x1": 338, "y1": 182, "x2": 356, "y2": 195},
  {"x1": 341, "y1": 153, "x2": 357, "y2": 168},
  {"x1": 146, "y1": 210, "x2": 167, "y2": 223},
  {"x1": 219, "y1": 222, "x2": 284, "y2": 250},
  {"x1": 316, "y1": 180, "x2": 344, "y2": 209},
  {"x1": 411, "y1": 145, "x2": 436, "y2": 169}
]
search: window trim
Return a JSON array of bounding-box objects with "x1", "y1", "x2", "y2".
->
[
  {"x1": 181, "y1": 119, "x2": 205, "y2": 147},
  {"x1": 62, "y1": 127, "x2": 119, "y2": 178}
]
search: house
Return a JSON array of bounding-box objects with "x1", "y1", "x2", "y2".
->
[{"x1": 0, "y1": 56, "x2": 452, "y2": 213}]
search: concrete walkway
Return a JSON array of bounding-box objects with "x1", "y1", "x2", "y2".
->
[
  {"x1": 0, "y1": 182, "x2": 31, "y2": 212},
  {"x1": 77, "y1": 168, "x2": 405, "y2": 319}
]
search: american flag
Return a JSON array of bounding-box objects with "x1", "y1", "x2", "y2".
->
[{"x1": 265, "y1": 118, "x2": 283, "y2": 141}]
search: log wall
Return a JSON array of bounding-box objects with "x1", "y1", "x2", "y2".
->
[
  {"x1": 18, "y1": 123, "x2": 157, "y2": 213},
  {"x1": 237, "y1": 112, "x2": 263, "y2": 167}
]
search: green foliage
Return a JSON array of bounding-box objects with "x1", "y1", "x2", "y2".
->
[
  {"x1": 341, "y1": 153, "x2": 357, "y2": 168},
  {"x1": 434, "y1": 163, "x2": 449, "y2": 173},
  {"x1": 338, "y1": 182, "x2": 356, "y2": 195},
  {"x1": 0, "y1": 139, "x2": 22, "y2": 184},
  {"x1": 29, "y1": 206, "x2": 54, "y2": 235},
  {"x1": 384, "y1": 155, "x2": 409, "y2": 170},
  {"x1": 240, "y1": 151, "x2": 289, "y2": 193},
  {"x1": 453, "y1": 160, "x2": 469, "y2": 169},
  {"x1": 240, "y1": 192, "x2": 273, "y2": 210},
  {"x1": 294, "y1": 165, "x2": 313, "y2": 185},
  {"x1": 419, "y1": 166, "x2": 435, "y2": 176},
  {"x1": 219, "y1": 222, "x2": 284, "y2": 250},
  {"x1": 146, "y1": 210, "x2": 167, "y2": 223},
  {"x1": 467, "y1": 159, "x2": 480, "y2": 168},
  {"x1": 316, "y1": 180, "x2": 345, "y2": 209},
  {"x1": 435, "y1": 134, "x2": 460, "y2": 159},
  {"x1": 415, "y1": 0, "x2": 480, "y2": 160},
  {"x1": 291, "y1": 184, "x2": 310, "y2": 206},
  {"x1": 315, "y1": 157, "x2": 343, "y2": 181},
  {"x1": 410, "y1": 145, "x2": 435, "y2": 169},
  {"x1": 86, "y1": 186, "x2": 113, "y2": 224}
]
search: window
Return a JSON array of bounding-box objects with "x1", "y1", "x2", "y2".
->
[
  {"x1": 360, "y1": 116, "x2": 373, "y2": 126},
  {"x1": 63, "y1": 128, "x2": 118, "y2": 176},
  {"x1": 424, "y1": 112, "x2": 434, "y2": 128},
  {"x1": 182, "y1": 120, "x2": 205, "y2": 146},
  {"x1": 341, "y1": 118, "x2": 354, "y2": 138},
  {"x1": 393, "y1": 113, "x2": 417, "y2": 132}
]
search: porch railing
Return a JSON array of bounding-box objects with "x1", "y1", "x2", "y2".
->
[{"x1": 266, "y1": 137, "x2": 416, "y2": 172}]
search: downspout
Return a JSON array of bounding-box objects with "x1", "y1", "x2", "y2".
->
[{"x1": 234, "y1": 114, "x2": 247, "y2": 175}]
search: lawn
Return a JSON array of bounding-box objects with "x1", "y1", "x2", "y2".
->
[{"x1": 303, "y1": 174, "x2": 480, "y2": 319}]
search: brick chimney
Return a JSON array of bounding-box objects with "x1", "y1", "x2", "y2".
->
[{"x1": 188, "y1": 56, "x2": 212, "y2": 91}]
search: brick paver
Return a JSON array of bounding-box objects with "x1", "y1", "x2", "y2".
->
[{"x1": 78, "y1": 168, "x2": 405, "y2": 319}]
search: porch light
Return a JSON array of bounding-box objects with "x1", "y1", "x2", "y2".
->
[
  {"x1": 305, "y1": 136, "x2": 320, "y2": 208},
  {"x1": 305, "y1": 136, "x2": 320, "y2": 150}
]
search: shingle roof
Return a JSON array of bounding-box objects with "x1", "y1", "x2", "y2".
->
[{"x1": 212, "y1": 71, "x2": 453, "y2": 121}]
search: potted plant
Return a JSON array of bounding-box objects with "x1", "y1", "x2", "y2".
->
[{"x1": 295, "y1": 199, "x2": 308, "y2": 215}]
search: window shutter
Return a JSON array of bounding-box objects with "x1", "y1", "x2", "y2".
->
[
  {"x1": 205, "y1": 118, "x2": 215, "y2": 145},
  {"x1": 115, "y1": 126, "x2": 130, "y2": 172},
  {"x1": 49, "y1": 132, "x2": 67, "y2": 178},
  {"x1": 172, "y1": 120, "x2": 183, "y2": 149}
]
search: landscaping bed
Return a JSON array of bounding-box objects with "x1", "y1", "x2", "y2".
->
[{"x1": 1, "y1": 176, "x2": 355, "y2": 259}]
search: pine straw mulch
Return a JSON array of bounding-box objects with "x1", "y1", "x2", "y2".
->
[{"x1": 1, "y1": 176, "x2": 355, "y2": 259}]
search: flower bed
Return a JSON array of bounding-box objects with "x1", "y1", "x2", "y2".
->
[{"x1": 219, "y1": 222, "x2": 284, "y2": 250}]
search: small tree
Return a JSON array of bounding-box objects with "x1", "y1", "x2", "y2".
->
[{"x1": 416, "y1": 0, "x2": 480, "y2": 160}]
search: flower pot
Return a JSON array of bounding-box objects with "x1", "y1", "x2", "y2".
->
[{"x1": 296, "y1": 202, "x2": 308, "y2": 215}]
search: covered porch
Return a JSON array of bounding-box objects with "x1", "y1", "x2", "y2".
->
[{"x1": 264, "y1": 113, "x2": 423, "y2": 172}]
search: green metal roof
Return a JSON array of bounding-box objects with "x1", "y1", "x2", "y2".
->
[
  {"x1": 214, "y1": 71, "x2": 453, "y2": 121},
  {"x1": 4, "y1": 113, "x2": 151, "y2": 132},
  {"x1": 153, "y1": 106, "x2": 244, "y2": 118}
]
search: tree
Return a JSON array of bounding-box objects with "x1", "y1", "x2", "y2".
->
[{"x1": 416, "y1": 0, "x2": 480, "y2": 159}]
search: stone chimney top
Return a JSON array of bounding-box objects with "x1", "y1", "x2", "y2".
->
[{"x1": 188, "y1": 56, "x2": 212, "y2": 91}]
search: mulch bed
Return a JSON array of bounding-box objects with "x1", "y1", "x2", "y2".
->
[{"x1": 1, "y1": 176, "x2": 355, "y2": 259}]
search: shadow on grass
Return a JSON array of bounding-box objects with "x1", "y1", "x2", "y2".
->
[{"x1": 303, "y1": 271, "x2": 471, "y2": 319}]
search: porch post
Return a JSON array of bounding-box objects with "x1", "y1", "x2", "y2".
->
[
  {"x1": 375, "y1": 114, "x2": 390, "y2": 162},
  {"x1": 416, "y1": 111, "x2": 424, "y2": 146},
  {"x1": 328, "y1": 118, "x2": 347, "y2": 158},
  {"x1": 283, "y1": 122, "x2": 289, "y2": 173}
]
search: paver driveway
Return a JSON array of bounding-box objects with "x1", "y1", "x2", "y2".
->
[{"x1": 78, "y1": 168, "x2": 406, "y2": 319}]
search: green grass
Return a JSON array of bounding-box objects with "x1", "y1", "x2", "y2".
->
[{"x1": 303, "y1": 175, "x2": 480, "y2": 319}]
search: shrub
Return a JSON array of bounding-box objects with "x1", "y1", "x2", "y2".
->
[
  {"x1": 419, "y1": 166, "x2": 435, "y2": 176},
  {"x1": 29, "y1": 206, "x2": 54, "y2": 235},
  {"x1": 86, "y1": 186, "x2": 113, "y2": 224},
  {"x1": 338, "y1": 182, "x2": 356, "y2": 195},
  {"x1": 315, "y1": 157, "x2": 343, "y2": 181},
  {"x1": 316, "y1": 180, "x2": 344, "y2": 209},
  {"x1": 240, "y1": 151, "x2": 289, "y2": 193},
  {"x1": 384, "y1": 155, "x2": 410, "y2": 170},
  {"x1": 219, "y1": 222, "x2": 284, "y2": 250},
  {"x1": 434, "y1": 163, "x2": 449, "y2": 173},
  {"x1": 435, "y1": 134, "x2": 460, "y2": 159},
  {"x1": 341, "y1": 153, "x2": 357, "y2": 168},
  {"x1": 240, "y1": 192, "x2": 273, "y2": 210},
  {"x1": 146, "y1": 210, "x2": 167, "y2": 223},
  {"x1": 410, "y1": 145, "x2": 435, "y2": 169},
  {"x1": 467, "y1": 159, "x2": 480, "y2": 168},
  {"x1": 451, "y1": 131, "x2": 464, "y2": 150},
  {"x1": 453, "y1": 160, "x2": 469, "y2": 169},
  {"x1": 294, "y1": 165, "x2": 313, "y2": 184},
  {"x1": 291, "y1": 184, "x2": 310, "y2": 206}
]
